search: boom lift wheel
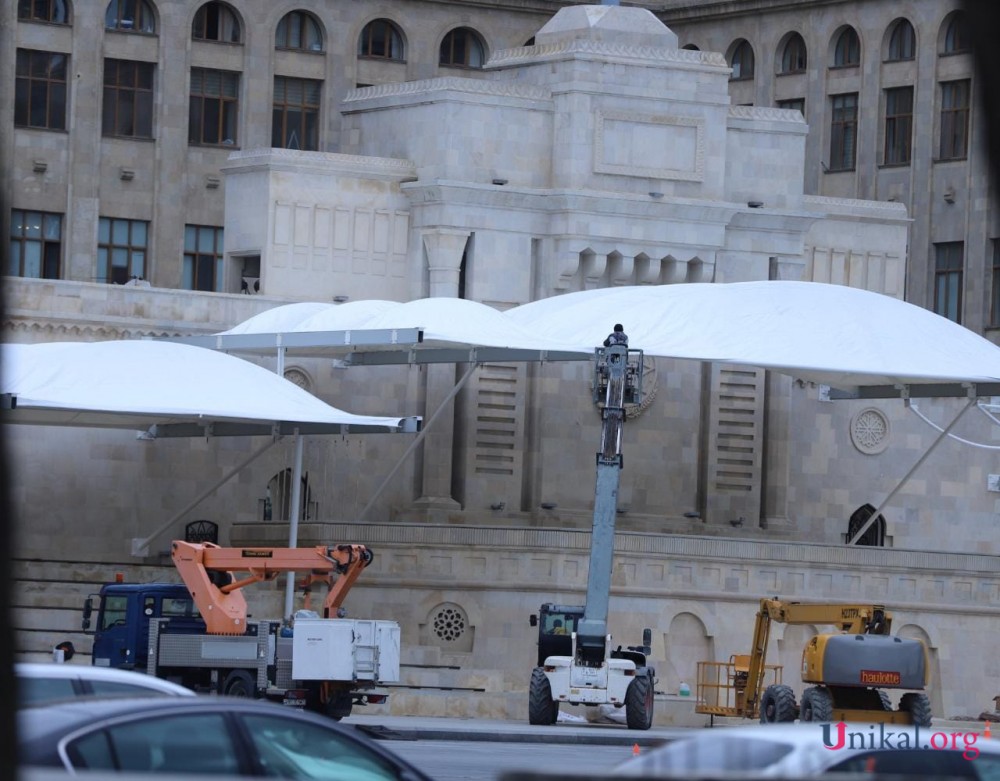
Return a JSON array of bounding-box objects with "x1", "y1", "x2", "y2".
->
[
  {"x1": 625, "y1": 672, "x2": 654, "y2": 730},
  {"x1": 528, "y1": 667, "x2": 559, "y2": 725},
  {"x1": 759, "y1": 684, "x2": 797, "y2": 723},
  {"x1": 222, "y1": 669, "x2": 255, "y2": 698},
  {"x1": 899, "y1": 692, "x2": 932, "y2": 727},
  {"x1": 799, "y1": 686, "x2": 833, "y2": 723}
]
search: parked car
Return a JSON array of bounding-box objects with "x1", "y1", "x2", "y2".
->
[
  {"x1": 18, "y1": 695, "x2": 433, "y2": 781},
  {"x1": 16, "y1": 662, "x2": 195, "y2": 706},
  {"x1": 614, "y1": 722, "x2": 1000, "y2": 778}
]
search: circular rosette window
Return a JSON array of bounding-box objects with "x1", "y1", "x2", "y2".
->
[
  {"x1": 850, "y1": 407, "x2": 890, "y2": 455},
  {"x1": 429, "y1": 602, "x2": 472, "y2": 652}
]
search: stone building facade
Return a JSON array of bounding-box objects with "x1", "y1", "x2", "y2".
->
[
  {"x1": 4, "y1": 0, "x2": 999, "y2": 722},
  {"x1": 658, "y1": 0, "x2": 994, "y2": 342}
]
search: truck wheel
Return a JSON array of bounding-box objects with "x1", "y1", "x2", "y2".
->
[
  {"x1": 325, "y1": 691, "x2": 353, "y2": 721},
  {"x1": 759, "y1": 684, "x2": 797, "y2": 724},
  {"x1": 877, "y1": 689, "x2": 893, "y2": 711},
  {"x1": 899, "y1": 692, "x2": 932, "y2": 728},
  {"x1": 528, "y1": 667, "x2": 558, "y2": 725},
  {"x1": 223, "y1": 670, "x2": 256, "y2": 698},
  {"x1": 625, "y1": 673, "x2": 654, "y2": 730},
  {"x1": 799, "y1": 686, "x2": 833, "y2": 722}
]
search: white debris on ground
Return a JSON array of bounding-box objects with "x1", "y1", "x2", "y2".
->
[{"x1": 556, "y1": 705, "x2": 627, "y2": 725}]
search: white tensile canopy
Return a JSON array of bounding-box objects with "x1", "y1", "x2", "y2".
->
[
  {"x1": 0, "y1": 340, "x2": 419, "y2": 436},
  {"x1": 168, "y1": 280, "x2": 1000, "y2": 546},
  {"x1": 181, "y1": 281, "x2": 1000, "y2": 397},
  {"x1": 0, "y1": 340, "x2": 421, "y2": 563}
]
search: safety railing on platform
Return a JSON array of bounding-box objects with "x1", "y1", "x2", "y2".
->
[{"x1": 695, "y1": 654, "x2": 783, "y2": 717}]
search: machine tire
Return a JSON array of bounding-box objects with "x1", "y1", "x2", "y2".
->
[
  {"x1": 877, "y1": 689, "x2": 893, "y2": 711},
  {"x1": 625, "y1": 673, "x2": 654, "y2": 731},
  {"x1": 222, "y1": 669, "x2": 256, "y2": 698},
  {"x1": 759, "y1": 684, "x2": 797, "y2": 724},
  {"x1": 899, "y1": 692, "x2": 932, "y2": 728},
  {"x1": 799, "y1": 686, "x2": 833, "y2": 722},
  {"x1": 325, "y1": 691, "x2": 353, "y2": 721},
  {"x1": 528, "y1": 667, "x2": 558, "y2": 725}
]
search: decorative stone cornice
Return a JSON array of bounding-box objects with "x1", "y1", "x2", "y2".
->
[
  {"x1": 224, "y1": 147, "x2": 416, "y2": 179},
  {"x1": 486, "y1": 39, "x2": 728, "y2": 69},
  {"x1": 343, "y1": 77, "x2": 551, "y2": 105},
  {"x1": 313, "y1": 522, "x2": 1000, "y2": 576},
  {"x1": 804, "y1": 193, "x2": 910, "y2": 217},
  {"x1": 728, "y1": 105, "x2": 806, "y2": 123}
]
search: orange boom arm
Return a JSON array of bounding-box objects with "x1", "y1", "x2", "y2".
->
[{"x1": 171, "y1": 540, "x2": 374, "y2": 635}]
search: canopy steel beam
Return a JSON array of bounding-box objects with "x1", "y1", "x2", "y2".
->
[
  {"x1": 145, "y1": 418, "x2": 420, "y2": 438},
  {"x1": 165, "y1": 328, "x2": 424, "y2": 353},
  {"x1": 345, "y1": 347, "x2": 590, "y2": 366},
  {"x1": 827, "y1": 382, "x2": 1000, "y2": 400}
]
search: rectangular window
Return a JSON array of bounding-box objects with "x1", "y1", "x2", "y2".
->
[
  {"x1": 98, "y1": 217, "x2": 148, "y2": 284},
  {"x1": 939, "y1": 80, "x2": 970, "y2": 160},
  {"x1": 991, "y1": 241, "x2": 1000, "y2": 327},
  {"x1": 188, "y1": 68, "x2": 239, "y2": 146},
  {"x1": 934, "y1": 242, "x2": 963, "y2": 323},
  {"x1": 777, "y1": 98, "x2": 805, "y2": 116},
  {"x1": 14, "y1": 49, "x2": 68, "y2": 130},
  {"x1": 883, "y1": 87, "x2": 913, "y2": 166},
  {"x1": 9, "y1": 209, "x2": 62, "y2": 278},
  {"x1": 271, "y1": 76, "x2": 320, "y2": 151},
  {"x1": 103, "y1": 59, "x2": 154, "y2": 138},
  {"x1": 829, "y1": 93, "x2": 858, "y2": 171},
  {"x1": 183, "y1": 224, "x2": 224, "y2": 291}
]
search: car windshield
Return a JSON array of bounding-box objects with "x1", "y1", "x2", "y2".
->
[
  {"x1": 242, "y1": 713, "x2": 401, "y2": 781},
  {"x1": 618, "y1": 736, "x2": 796, "y2": 775}
]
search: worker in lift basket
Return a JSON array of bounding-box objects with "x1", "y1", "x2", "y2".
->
[{"x1": 603, "y1": 323, "x2": 628, "y2": 347}]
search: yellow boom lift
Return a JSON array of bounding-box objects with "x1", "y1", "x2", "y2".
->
[{"x1": 696, "y1": 598, "x2": 931, "y2": 726}]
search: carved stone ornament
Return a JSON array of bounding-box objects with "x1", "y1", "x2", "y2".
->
[{"x1": 850, "y1": 407, "x2": 890, "y2": 455}]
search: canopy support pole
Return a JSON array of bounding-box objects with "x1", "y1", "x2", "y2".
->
[
  {"x1": 848, "y1": 396, "x2": 976, "y2": 545},
  {"x1": 284, "y1": 429, "x2": 305, "y2": 621},
  {"x1": 131, "y1": 436, "x2": 283, "y2": 557},
  {"x1": 358, "y1": 362, "x2": 481, "y2": 523}
]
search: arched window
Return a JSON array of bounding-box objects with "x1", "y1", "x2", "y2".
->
[
  {"x1": 780, "y1": 33, "x2": 807, "y2": 73},
  {"x1": 193, "y1": 1, "x2": 240, "y2": 43},
  {"x1": 847, "y1": 504, "x2": 885, "y2": 547},
  {"x1": 358, "y1": 19, "x2": 404, "y2": 60},
  {"x1": 276, "y1": 11, "x2": 322, "y2": 51},
  {"x1": 833, "y1": 27, "x2": 860, "y2": 67},
  {"x1": 729, "y1": 39, "x2": 754, "y2": 80},
  {"x1": 440, "y1": 27, "x2": 485, "y2": 68},
  {"x1": 886, "y1": 19, "x2": 916, "y2": 61},
  {"x1": 943, "y1": 11, "x2": 971, "y2": 54},
  {"x1": 18, "y1": 0, "x2": 70, "y2": 24},
  {"x1": 105, "y1": 0, "x2": 155, "y2": 33}
]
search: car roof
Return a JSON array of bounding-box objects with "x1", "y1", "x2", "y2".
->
[
  {"x1": 616, "y1": 722, "x2": 1000, "y2": 777},
  {"x1": 16, "y1": 663, "x2": 195, "y2": 695},
  {"x1": 19, "y1": 695, "x2": 344, "y2": 738}
]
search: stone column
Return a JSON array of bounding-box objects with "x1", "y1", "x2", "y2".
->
[{"x1": 413, "y1": 229, "x2": 470, "y2": 519}]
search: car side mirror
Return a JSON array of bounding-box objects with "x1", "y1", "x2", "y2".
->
[{"x1": 82, "y1": 597, "x2": 93, "y2": 632}]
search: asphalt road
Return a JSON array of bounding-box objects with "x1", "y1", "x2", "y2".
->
[
  {"x1": 345, "y1": 713, "x2": 689, "y2": 781},
  {"x1": 388, "y1": 738, "x2": 639, "y2": 781}
]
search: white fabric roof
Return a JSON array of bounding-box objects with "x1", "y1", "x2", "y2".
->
[
  {"x1": 211, "y1": 282, "x2": 1000, "y2": 395},
  {"x1": 0, "y1": 340, "x2": 418, "y2": 436}
]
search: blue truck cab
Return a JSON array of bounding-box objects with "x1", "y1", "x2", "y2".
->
[{"x1": 83, "y1": 583, "x2": 203, "y2": 670}]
